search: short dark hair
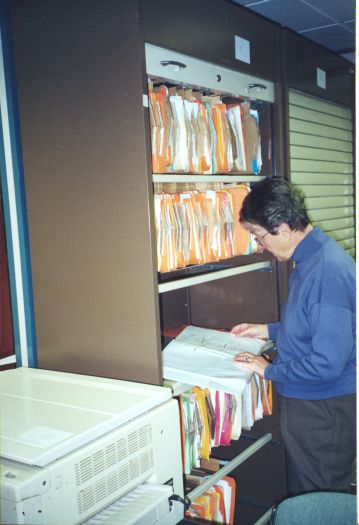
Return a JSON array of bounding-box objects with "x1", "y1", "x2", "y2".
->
[{"x1": 240, "y1": 178, "x2": 310, "y2": 232}]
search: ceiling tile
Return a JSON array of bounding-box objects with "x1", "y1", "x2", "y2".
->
[
  {"x1": 342, "y1": 20, "x2": 355, "y2": 33},
  {"x1": 231, "y1": 0, "x2": 355, "y2": 63},
  {"x1": 235, "y1": 0, "x2": 334, "y2": 32},
  {"x1": 301, "y1": 0, "x2": 355, "y2": 23},
  {"x1": 341, "y1": 52, "x2": 355, "y2": 63},
  {"x1": 233, "y1": 0, "x2": 270, "y2": 5},
  {"x1": 300, "y1": 24, "x2": 355, "y2": 52}
]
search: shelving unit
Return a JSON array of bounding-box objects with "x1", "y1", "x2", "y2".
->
[{"x1": 146, "y1": 41, "x2": 280, "y2": 524}]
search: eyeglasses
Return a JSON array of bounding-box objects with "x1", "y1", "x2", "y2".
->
[{"x1": 254, "y1": 231, "x2": 270, "y2": 245}]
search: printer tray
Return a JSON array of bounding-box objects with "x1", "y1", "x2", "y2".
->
[{"x1": 84, "y1": 484, "x2": 183, "y2": 525}]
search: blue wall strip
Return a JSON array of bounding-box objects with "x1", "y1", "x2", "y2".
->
[{"x1": 0, "y1": 1, "x2": 37, "y2": 367}]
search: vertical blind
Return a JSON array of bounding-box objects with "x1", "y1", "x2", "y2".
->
[{"x1": 288, "y1": 90, "x2": 355, "y2": 257}]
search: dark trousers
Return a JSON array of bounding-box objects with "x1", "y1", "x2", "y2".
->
[{"x1": 278, "y1": 394, "x2": 356, "y2": 496}]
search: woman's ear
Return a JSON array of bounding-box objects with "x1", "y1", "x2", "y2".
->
[{"x1": 277, "y1": 223, "x2": 292, "y2": 241}]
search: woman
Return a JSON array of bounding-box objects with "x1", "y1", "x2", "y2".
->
[{"x1": 232, "y1": 178, "x2": 356, "y2": 495}]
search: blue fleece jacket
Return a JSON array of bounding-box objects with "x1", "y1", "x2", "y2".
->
[{"x1": 265, "y1": 227, "x2": 356, "y2": 400}]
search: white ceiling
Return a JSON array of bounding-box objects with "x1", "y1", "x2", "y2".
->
[{"x1": 233, "y1": 0, "x2": 355, "y2": 63}]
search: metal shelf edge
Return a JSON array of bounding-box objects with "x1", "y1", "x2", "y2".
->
[
  {"x1": 153, "y1": 174, "x2": 265, "y2": 183},
  {"x1": 158, "y1": 261, "x2": 271, "y2": 293}
]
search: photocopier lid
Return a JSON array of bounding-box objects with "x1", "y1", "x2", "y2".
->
[{"x1": 0, "y1": 367, "x2": 171, "y2": 467}]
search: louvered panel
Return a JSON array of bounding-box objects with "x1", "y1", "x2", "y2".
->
[
  {"x1": 337, "y1": 238, "x2": 355, "y2": 251},
  {"x1": 298, "y1": 185, "x2": 353, "y2": 198},
  {"x1": 289, "y1": 119, "x2": 352, "y2": 141},
  {"x1": 289, "y1": 105, "x2": 352, "y2": 131},
  {"x1": 312, "y1": 217, "x2": 354, "y2": 231},
  {"x1": 291, "y1": 159, "x2": 352, "y2": 174},
  {"x1": 289, "y1": 132, "x2": 352, "y2": 153},
  {"x1": 291, "y1": 173, "x2": 354, "y2": 185},
  {"x1": 304, "y1": 196, "x2": 353, "y2": 210},
  {"x1": 290, "y1": 146, "x2": 352, "y2": 163},
  {"x1": 289, "y1": 91, "x2": 352, "y2": 119},
  {"x1": 309, "y1": 207, "x2": 354, "y2": 222},
  {"x1": 346, "y1": 248, "x2": 355, "y2": 257},
  {"x1": 289, "y1": 90, "x2": 355, "y2": 257},
  {"x1": 328, "y1": 228, "x2": 355, "y2": 242}
]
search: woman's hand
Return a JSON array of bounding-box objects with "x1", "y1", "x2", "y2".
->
[
  {"x1": 233, "y1": 352, "x2": 269, "y2": 378},
  {"x1": 231, "y1": 323, "x2": 269, "y2": 340}
]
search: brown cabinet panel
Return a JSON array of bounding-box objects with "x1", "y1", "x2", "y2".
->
[
  {"x1": 9, "y1": 0, "x2": 162, "y2": 383},
  {"x1": 140, "y1": 0, "x2": 279, "y2": 81},
  {"x1": 227, "y1": 3, "x2": 279, "y2": 81},
  {"x1": 283, "y1": 29, "x2": 354, "y2": 107}
]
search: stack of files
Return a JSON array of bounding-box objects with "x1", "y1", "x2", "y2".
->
[
  {"x1": 185, "y1": 476, "x2": 236, "y2": 524},
  {"x1": 178, "y1": 380, "x2": 272, "y2": 475},
  {"x1": 241, "y1": 374, "x2": 272, "y2": 431},
  {"x1": 148, "y1": 84, "x2": 261, "y2": 174},
  {"x1": 179, "y1": 387, "x2": 243, "y2": 474},
  {"x1": 154, "y1": 184, "x2": 254, "y2": 272}
]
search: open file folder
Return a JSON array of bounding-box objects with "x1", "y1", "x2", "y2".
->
[{"x1": 162, "y1": 325, "x2": 268, "y2": 395}]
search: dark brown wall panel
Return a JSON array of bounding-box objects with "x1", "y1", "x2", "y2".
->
[
  {"x1": 160, "y1": 289, "x2": 189, "y2": 332},
  {"x1": 189, "y1": 256, "x2": 279, "y2": 330},
  {"x1": 140, "y1": 0, "x2": 279, "y2": 81},
  {"x1": 9, "y1": 0, "x2": 162, "y2": 383},
  {"x1": 283, "y1": 29, "x2": 354, "y2": 107}
]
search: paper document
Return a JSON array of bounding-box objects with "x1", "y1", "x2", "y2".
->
[{"x1": 163, "y1": 325, "x2": 268, "y2": 395}]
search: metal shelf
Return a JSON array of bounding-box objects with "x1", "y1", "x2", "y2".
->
[
  {"x1": 158, "y1": 261, "x2": 271, "y2": 293},
  {"x1": 153, "y1": 174, "x2": 265, "y2": 183},
  {"x1": 185, "y1": 433, "x2": 272, "y2": 505},
  {"x1": 254, "y1": 507, "x2": 273, "y2": 525}
]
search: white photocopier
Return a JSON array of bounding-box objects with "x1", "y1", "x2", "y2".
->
[{"x1": 0, "y1": 367, "x2": 184, "y2": 525}]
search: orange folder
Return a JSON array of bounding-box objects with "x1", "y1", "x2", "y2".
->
[
  {"x1": 212, "y1": 102, "x2": 231, "y2": 173},
  {"x1": 192, "y1": 387, "x2": 211, "y2": 460},
  {"x1": 227, "y1": 185, "x2": 251, "y2": 255},
  {"x1": 221, "y1": 476, "x2": 236, "y2": 524}
]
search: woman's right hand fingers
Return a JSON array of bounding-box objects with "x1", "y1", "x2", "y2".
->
[
  {"x1": 231, "y1": 323, "x2": 268, "y2": 340},
  {"x1": 230, "y1": 323, "x2": 249, "y2": 335}
]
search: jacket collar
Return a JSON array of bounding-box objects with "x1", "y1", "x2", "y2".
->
[{"x1": 292, "y1": 227, "x2": 323, "y2": 263}]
